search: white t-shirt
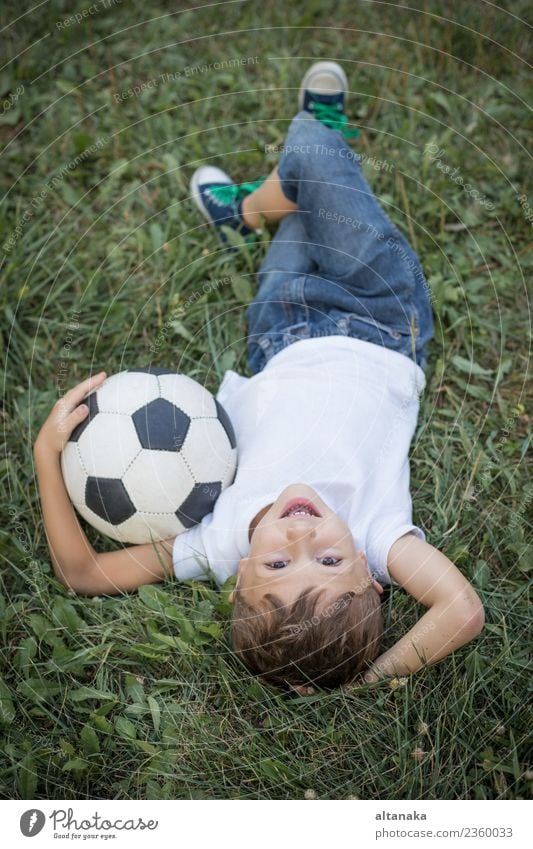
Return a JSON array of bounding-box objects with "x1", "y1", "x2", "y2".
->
[{"x1": 172, "y1": 336, "x2": 426, "y2": 587}]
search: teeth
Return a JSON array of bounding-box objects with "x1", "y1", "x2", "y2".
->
[{"x1": 285, "y1": 504, "x2": 315, "y2": 517}]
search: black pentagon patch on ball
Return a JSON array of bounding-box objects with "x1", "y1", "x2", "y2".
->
[
  {"x1": 69, "y1": 391, "x2": 99, "y2": 442},
  {"x1": 176, "y1": 482, "x2": 222, "y2": 528},
  {"x1": 215, "y1": 399, "x2": 236, "y2": 449},
  {"x1": 85, "y1": 477, "x2": 136, "y2": 525},
  {"x1": 132, "y1": 398, "x2": 190, "y2": 451},
  {"x1": 128, "y1": 367, "x2": 176, "y2": 376}
]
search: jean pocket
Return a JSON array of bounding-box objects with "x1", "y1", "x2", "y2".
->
[
  {"x1": 346, "y1": 312, "x2": 412, "y2": 340},
  {"x1": 282, "y1": 321, "x2": 310, "y2": 341}
]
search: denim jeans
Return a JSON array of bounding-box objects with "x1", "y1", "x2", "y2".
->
[{"x1": 245, "y1": 111, "x2": 433, "y2": 374}]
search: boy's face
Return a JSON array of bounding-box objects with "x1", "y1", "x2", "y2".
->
[{"x1": 230, "y1": 483, "x2": 383, "y2": 607}]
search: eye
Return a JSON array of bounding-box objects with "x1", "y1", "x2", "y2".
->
[
  {"x1": 264, "y1": 557, "x2": 343, "y2": 569},
  {"x1": 265, "y1": 560, "x2": 289, "y2": 569},
  {"x1": 319, "y1": 556, "x2": 342, "y2": 567}
]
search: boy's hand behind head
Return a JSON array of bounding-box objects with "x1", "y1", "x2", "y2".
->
[{"x1": 34, "y1": 372, "x2": 107, "y2": 457}]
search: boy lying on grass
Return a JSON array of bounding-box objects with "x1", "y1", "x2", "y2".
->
[{"x1": 34, "y1": 62, "x2": 484, "y2": 693}]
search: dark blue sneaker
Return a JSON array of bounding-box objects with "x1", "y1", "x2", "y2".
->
[
  {"x1": 298, "y1": 61, "x2": 359, "y2": 139},
  {"x1": 190, "y1": 166, "x2": 265, "y2": 243}
]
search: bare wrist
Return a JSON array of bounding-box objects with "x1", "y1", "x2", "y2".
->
[{"x1": 34, "y1": 437, "x2": 60, "y2": 463}]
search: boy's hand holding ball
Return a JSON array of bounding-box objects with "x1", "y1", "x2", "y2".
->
[
  {"x1": 34, "y1": 372, "x2": 107, "y2": 456},
  {"x1": 35, "y1": 368, "x2": 237, "y2": 545}
]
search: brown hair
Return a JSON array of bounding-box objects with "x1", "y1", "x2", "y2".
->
[{"x1": 231, "y1": 585, "x2": 383, "y2": 690}]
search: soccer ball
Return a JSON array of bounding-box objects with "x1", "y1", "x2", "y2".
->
[{"x1": 61, "y1": 368, "x2": 237, "y2": 544}]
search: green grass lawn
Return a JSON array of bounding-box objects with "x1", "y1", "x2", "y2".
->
[{"x1": 1, "y1": 0, "x2": 531, "y2": 800}]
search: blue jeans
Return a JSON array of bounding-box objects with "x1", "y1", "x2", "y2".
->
[{"x1": 245, "y1": 111, "x2": 433, "y2": 374}]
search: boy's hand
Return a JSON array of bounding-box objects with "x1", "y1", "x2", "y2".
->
[
  {"x1": 33, "y1": 367, "x2": 172, "y2": 596},
  {"x1": 363, "y1": 534, "x2": 484, "y2": 681},
  {"x1": 34, "y1": 372, "x2": 107, "y2": 456}
]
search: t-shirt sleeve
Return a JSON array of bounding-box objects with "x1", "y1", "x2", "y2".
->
[
  {"x1": 363, "y1": 452, "x2": 426, "y2": 586},
  {"x1": 365, "y1": 513, "x2": 426, "y2": 587},
  {"x1": 172, "y1": 508, "x2": 240, "y2": 586},
  {"x1": 172, "y1": 525, "x2": 211, "y2": 582}
]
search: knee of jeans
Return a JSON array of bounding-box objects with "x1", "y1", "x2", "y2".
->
[
  {"x1": 286, "y1": 110, "x2": 338, "y2": 148},
  {"x1": 287, "y1": 110, "x2": 315, "y2": 134},
  {"x1": 284, "y1": 113, "x2": 348, "y2": 184}
]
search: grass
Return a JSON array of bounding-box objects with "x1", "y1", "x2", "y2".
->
[{"x1": 1, "y1": 0, "x2": 531, "y2": 800}]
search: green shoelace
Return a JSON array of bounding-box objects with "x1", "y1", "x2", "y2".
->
[
  {"x1": 210, "y1": 176, "x2": 267, "y2": 205},
  {"x1": 310, "y1": 102, "x2": 360, "y2": 139}
]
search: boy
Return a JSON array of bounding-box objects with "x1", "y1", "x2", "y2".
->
[{"x1": 34, "y1": 62, "x2": 484, "y2": 692}]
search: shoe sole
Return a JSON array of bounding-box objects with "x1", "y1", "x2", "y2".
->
[{"x1": 298, "y1": 60, "x2": 348, "y2": 110}]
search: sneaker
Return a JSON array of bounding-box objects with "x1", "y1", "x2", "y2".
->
[
  {"x1": 298, "y1": 60, "x2": 358, "y2": 139},
  {"x1": 190, "y1": 166, "x2": 265, "y2": 243}
]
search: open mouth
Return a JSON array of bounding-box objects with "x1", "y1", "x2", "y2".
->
[{"x1": 280, "y1": 498, "x2": 322, "y2": 519}]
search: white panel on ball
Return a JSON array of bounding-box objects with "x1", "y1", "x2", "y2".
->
[
  {"x1": 118, "y1": 511, "x2": 185, "y2": 544},
  {"x1": 97, "y1": 371, "x2": 159, "y2": 415},
  {"x1": 77, "y1": 414, "x2": 141, "y2": 478},
  {"x1": 158, "y1": 373, "x2": 217, "y2": 418},
  {"x1": 181, "y1": 417, "x2": 233, "y2": 481},
  {"x1": 61, "y1": 443, "x2": 87, "y2": 504},
  {"x1": 123, "y1": 449, "x2": 194, "y2": 514}
]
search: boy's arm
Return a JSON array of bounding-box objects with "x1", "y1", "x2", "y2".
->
[
  {"x1": 33, "y1": 373, "x2": 172, "y2": 596},
  {"x1": 364, "y1": 533, "x2": 485, "y2": 682}
]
